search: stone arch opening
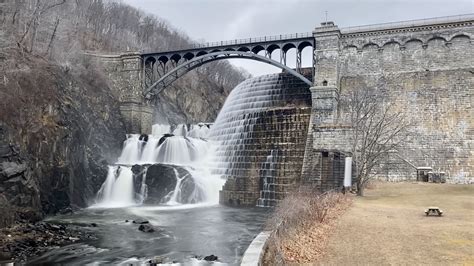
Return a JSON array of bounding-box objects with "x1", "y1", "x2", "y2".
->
[
  {"x1": 297, "y1": 41, "x2": 313, "y2": 51},
  {"x1": 237, "y1": 47, "x2": 250, "y2": 52},
  {"x1": 183, "y1": 52, "x2": 195, "y2": 60},
  {"x1": 251, "y1": 45, "x2": 265, "y2": 54}
]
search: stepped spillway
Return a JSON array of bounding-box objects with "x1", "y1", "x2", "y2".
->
[{"x1": 209, "y1": 72, "x2": 312, "y2": 206}]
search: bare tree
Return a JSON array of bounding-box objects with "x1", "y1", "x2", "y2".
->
[{"x1": 346, "y1": 87, "x2": 411, "y2": 196}]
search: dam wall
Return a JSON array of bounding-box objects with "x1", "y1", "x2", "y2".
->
[{"x1": 303, "y1": 16, "x2": 474, "y2": 182}]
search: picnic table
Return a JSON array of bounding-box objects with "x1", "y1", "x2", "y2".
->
[{"x1": 425, "y1": 207, "x2": 443, "y2": 216}]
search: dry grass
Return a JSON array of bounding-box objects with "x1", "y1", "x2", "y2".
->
[
  {"x1": 322, "y1": 182, "x2": 474, "y2": 265},
  {"x1": 263, "y1": 190, "x2": 352, "y2": 265}
]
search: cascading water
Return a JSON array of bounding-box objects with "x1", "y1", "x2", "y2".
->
[
  {"x1": 93, "y1": 122, "x2": 224, "y2": 208},
  {"x1": 208, "y1": 73, "x2": 311, "y2": 206},
  {"x1": 96, "y1": 166, "x2": 135, "y2": 208},
  {"x1": 257, "y1": 150, "x2": 278, "y2": 207},
  {"x1": 188, "y1": 123, "x2": 211, "y2": 139}
]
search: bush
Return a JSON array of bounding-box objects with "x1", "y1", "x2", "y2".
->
[{"x1": 263, "y1": 187, "x2": 350, "y2": 264}]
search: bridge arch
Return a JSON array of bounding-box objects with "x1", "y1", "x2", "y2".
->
[
  {"x1": 297, "y1": 41, "x2": 313, "y2": 51},
  {"x1": 144, "y1": 51, "x2": 313, "y2": 98},
  {"x1": 183, "y1": 52, "x2": 195, "y2": 60}
]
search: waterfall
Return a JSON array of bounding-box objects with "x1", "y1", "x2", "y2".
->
[
  {"x1": 93, "y1": 123, "x2": 224, "y2": 208},
  {"x1": 117, "y1": 135, "x2": 143, "y2": 165},
  {"x1": 155, "y1": 136, "x2": 193, "y2": 164},
  {"x1": 257, "y1": 150, "x2": 278, "y2": 207},
  {"x1": 95, "y1": 166, "x2": 135, "y2": 208},
  {"x1": 137, "y1": 166, "x2": 149, "y2": 204},
  {"x1": 173, "y1": 124, "x2": 188, "y2": 136},
  {"x1": 208, "y1": 73, "x2": 311, "y2": 206},
  {"x1": 94, "y1": 73, "x2": 310, "y2": 208},
  {"x1": 188, "y1": 123, "x2": 211, "y2": 139},
  {"x1": 152, "y1": 124, "x2": 171, "y2": 137},
  {"x1": 165, "y1": 169, "x2": 187, "y2": 205}
]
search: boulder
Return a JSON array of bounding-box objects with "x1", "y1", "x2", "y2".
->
[
  {"x1": 132, "y1": 219, "x2": 149, "y2": 224},
  {"x1": 131, "y1": 164, "x2": 198, "y2": 204},
  {"x1": 138, "y1": 224, "x2": 155, "y2": 233},
  {"x1": 0, "y1": 162, "x2": 26, "y2": 178},
  {"x1": 204, "y1": 255, "x2": 218, "y2": 261}
]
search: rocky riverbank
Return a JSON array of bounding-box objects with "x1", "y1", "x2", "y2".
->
[{"x1": 0, "y1": 221, "x2": 97, "y2": 262}]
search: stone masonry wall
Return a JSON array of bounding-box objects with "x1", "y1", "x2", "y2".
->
[
  {"x1": 89, "y1": 53, "x2": 153, "y2": 134},
  {"x1": 220, "y1": 107, "x2": 311, "y2": 206},
  {"x1": 303, "y1": 18, "x2": 474, "y2": 184}
]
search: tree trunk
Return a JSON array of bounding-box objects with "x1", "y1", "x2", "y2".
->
[{"x1": 357, "y1": 181, "x2": 365, "y2": 196}]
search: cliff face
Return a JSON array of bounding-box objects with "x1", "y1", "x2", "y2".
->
[{"x1": 0, "y1": 48, "x2": 126, "y2": 226}]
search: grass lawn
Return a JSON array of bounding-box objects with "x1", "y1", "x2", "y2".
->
[{"x1": 321, "y1": 182, "x2": 474, "y2": 265}]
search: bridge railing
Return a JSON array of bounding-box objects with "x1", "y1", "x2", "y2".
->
[
  {"x1": 341, "y1": 13, "x2": 474, "y2": 33},
  {"x1": 152, "y1": 32, "x2": 313, "y2": 52}
]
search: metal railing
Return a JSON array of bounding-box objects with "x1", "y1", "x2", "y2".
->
[
  {"x1": 340, "y1": 13, "x2": 474, "y2": 34},
  {"x1": 150, "y1": 32, "x2": 313, "y2": 53},
  {"x1": 191, "y1": 32, "x2": 313, "y2": 49}
]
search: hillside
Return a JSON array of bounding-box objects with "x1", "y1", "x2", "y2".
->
[
  {"x1": 0, "y1": 0, "x2": 248, "y2": 123},
  {"x1": 0, "y1": 0, "x2": 248, "y2": 227}
]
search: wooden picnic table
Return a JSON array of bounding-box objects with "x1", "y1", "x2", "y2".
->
[{"x1": 425, "y1": 207, "x2": 443, "y2": 216}]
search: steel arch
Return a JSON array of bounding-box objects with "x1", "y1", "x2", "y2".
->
[{"x1": 144, "y1": 51, "x2": 312, "y2": 98}]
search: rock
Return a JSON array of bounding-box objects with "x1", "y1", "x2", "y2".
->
[
  {"x1": 90, "y1": 223, "x2": 97, "y2": 227},
  {"x1": 0, "y1": 161, "x2": 27, "y2": 178},
  {"x1": 139, "y1": 134, "x2": 149, "y2": 142},
  {"x1": 140, "y1": 164, "x2": 197, "y2": 204},
  {"x1": 49, "y1": 224, "x2": 61, "y2": 231},
  {"x1": 132, "y1": 219, "x2": 149, "y2": 224},
  {"x1": 138, "y1": 224, "x2": 155, "y2": 233},
  {"x1": 148, "y1": 256, "x2": 165, "y2": 265},
  {"x1": 204, "y1": 255, "x2": 218, "y2": 261},
  {"x1": 0, "y1": 249, "x2": 12, "y2": 261},
  {"x1": 158, "y1": 134, "x2": 174, "y2": 146},
  {"x1": 0, "y1": 144, "x2": 12, "y2": 158}
]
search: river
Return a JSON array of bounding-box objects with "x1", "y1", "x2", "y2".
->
[{"x1": 28, "y1": 204, "x2": 269, "y2": 265}]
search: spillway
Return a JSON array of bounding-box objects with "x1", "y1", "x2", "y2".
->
[{"x1": 209, "y1": 72, "x2": 312, "y2": 206}]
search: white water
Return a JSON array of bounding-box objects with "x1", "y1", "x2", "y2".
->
[
  {"x1": 152, "y1": 124, "x2": 171, "y2": 137},
  {"x1": 95, "y1": 166, "x2": 135, "y2": 208},
  {"x1": 165, "y1": 168, "x2": 187, "y2": 205},
  {"x1": 94, "y1": 123, "x2": 224, "y2": 208},
  {"x1": 257, "y1": 150, "x2": 278, "y2": 207}
]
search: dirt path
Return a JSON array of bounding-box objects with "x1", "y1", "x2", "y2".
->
[{"x1": 321, "y1": 182, "x2": 474, "y2": 265}]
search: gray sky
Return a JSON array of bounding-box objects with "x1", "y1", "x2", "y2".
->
[{"x1": 124, "y1": 0, "x2": 473, "y2": 75}]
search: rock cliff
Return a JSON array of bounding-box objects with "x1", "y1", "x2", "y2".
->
[{"x1": 0, "y1": 48, "x2": 126, "y2": 226}]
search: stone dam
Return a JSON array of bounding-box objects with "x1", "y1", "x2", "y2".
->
[{"x1": 93, "y1": 15, "x2": 473, "y2": 206}]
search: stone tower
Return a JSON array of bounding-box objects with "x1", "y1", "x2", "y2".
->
[{"x1": 91, "y1": 52, "x2": 153, "y2": 134}]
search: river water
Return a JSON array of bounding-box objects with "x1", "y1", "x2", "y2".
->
[{"x1": 29, "y1": 205, "x2": 269, "y2": 265}]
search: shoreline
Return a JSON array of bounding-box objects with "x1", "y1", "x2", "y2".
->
[{"x1": 0, "y1": 220, "x2": 97, "y2": 263}]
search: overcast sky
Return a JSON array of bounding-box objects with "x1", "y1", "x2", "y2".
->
[{"x1": 124, "y1": 0, "x2": 473, "y2": 76}]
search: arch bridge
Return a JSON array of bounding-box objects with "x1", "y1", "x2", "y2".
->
[{"x1": 141, "y1": 32, "x2": 315, "y2": 98}]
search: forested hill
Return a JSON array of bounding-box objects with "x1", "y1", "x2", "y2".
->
[
  {"x1": 0, "y1": 0, "x2": 249, "y2": 228},
  {"x1": 0, "y1": 0, "x2": 249, "y2": 123}
]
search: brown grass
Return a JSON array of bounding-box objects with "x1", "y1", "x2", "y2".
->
[
  {"x1": 263, "y1": 189, "x2": 352, "y2": 265},
  {"x1": 322, "y1": 182, "x2": 474, "y2": 265}
]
